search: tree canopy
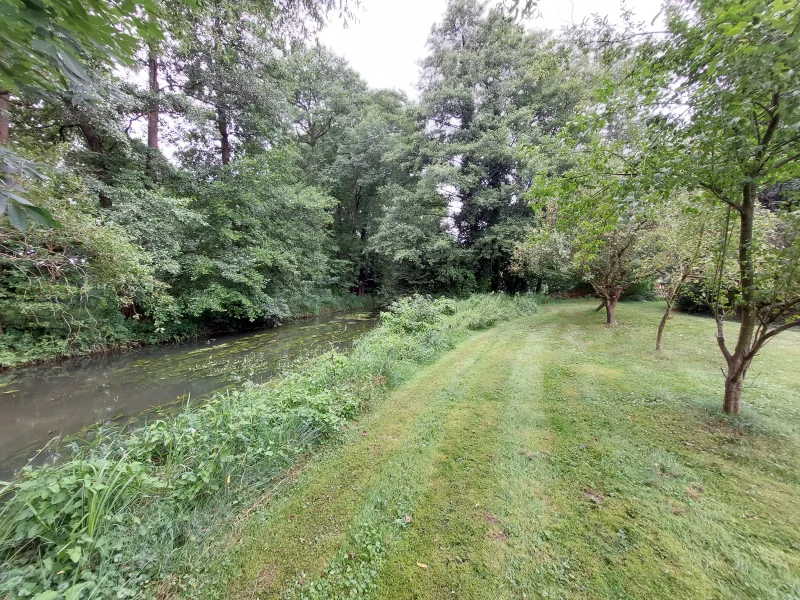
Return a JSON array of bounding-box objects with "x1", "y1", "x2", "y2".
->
[{"x1": 1, "y1": 0, "x2": 797, "y2": 416}]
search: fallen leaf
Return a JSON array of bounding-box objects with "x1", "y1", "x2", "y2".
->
[
  {"x1": 404, "y1": 515, "x2": 412, "y2": 523},
  {"x1": 583, "y1": 488, "x2": 605, "y2": 506},
  {"x1": 416, "y1": 562, "x2": 428, "y2": 569},
  {"x1": 686, "y1": 485, "x2": 704, "y2": 500}
]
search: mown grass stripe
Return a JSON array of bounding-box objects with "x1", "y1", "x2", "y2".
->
[
  {"x1": 212, "y1": 329, "x2": 504, "y2": 598},
  {"x1": 371, "y1": 321, "x2": 531, "y2": 599}
]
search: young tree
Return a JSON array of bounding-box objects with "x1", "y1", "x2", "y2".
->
[
  {"x1": 521, "y1": 195, "x2": 657, "y2": 326},
  {"x1": 649, "y1": 198, "x2": 717, "y2": 352},
  {"x1": 527, "y1": 78, "x2": 660, "y2": 326},
  {"x1": 625, "y1": 0, "x2": 800, "y2": 412}
]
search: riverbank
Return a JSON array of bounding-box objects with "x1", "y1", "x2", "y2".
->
[
  {"x1": 0, "y1": 310, "x2": 378, "y2": 477},
  {"x1": 0, "y1": 294, "x2": 380, "y2": 370},
  {"x1": 174, "y1": 300, "x2": 798, "y2": 600},
  {"x1": 0, "y1": 294, "x2": 541, "y2": 599}
]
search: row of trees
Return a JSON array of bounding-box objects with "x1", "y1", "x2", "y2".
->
[
  {"x1": 0, "y1": 0, "x2": 581, "y2": 365},
  {"x1": 516, "y1": 0, "x2": 800, "y2": 413},
  {"x1": 1, "y1": 0, "x2": 797, "y2": 413}
]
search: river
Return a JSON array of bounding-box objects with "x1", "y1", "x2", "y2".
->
[{"x1": 0, "y1": 311, "x2": 377, "y2": 478}]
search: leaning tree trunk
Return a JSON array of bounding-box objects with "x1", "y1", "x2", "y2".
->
[
  {"x1": 594, "y1": 298, "x2": 606, "y2": 312},
  {"x1": 0, "y1": 91, "x2": 10, "y2": 143},
  {"x1": 655, "y1": 302, "x2": 672, "y2": 352}
]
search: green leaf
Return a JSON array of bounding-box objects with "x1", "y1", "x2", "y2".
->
[
  {"x1": 25, "y1": 205, "x2": 60, "y2": 228},
  {"x1": 63, "y1": 583, "x2": 90, "y2": 600},
  {"x1": 33, "y1": 591, "x2": 59, "y2": 600},
  {"x1": 67, "y1": 546, "x2": 82, "y2": 563},
  {"x1": 7, "y1": 200, "x2": 28, "y2": 233}
]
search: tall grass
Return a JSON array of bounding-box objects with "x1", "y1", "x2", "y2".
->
[{"x1": 0, "y1": 294, "x2": 540, "y2": 599}]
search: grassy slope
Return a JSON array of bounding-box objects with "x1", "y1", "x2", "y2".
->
[{"x1": 198, "y1": 300, "x2": 800, "y2": 600}]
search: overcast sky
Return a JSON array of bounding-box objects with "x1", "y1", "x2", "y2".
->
[{"x1": 318, "y1": 0, "x2": 664, "y2": 98}]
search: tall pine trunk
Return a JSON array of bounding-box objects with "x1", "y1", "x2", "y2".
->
[{"x1": 0, "y1": 91, "x2": 9, "y2": 143}]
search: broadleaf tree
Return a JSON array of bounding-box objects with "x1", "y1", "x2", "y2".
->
[{"x1": 614, "y1": 0, "x2": 800, "y2": 413}]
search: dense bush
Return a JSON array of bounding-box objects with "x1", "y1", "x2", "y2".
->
[
  {"x1": 621, "y1": 280, "x2": 657, "y2": 302},
  {"x1": 674, "y1": 281, "x2": 713, "y2": 315},
  {"x1": 0, "y1": 294, "x2": 540, "y2": 599}
]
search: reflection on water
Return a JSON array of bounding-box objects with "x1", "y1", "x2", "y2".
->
[{"x1": 0, "y1": 311, "x2": 376, "y2": 476}]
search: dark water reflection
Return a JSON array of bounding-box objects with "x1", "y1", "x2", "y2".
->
[{"x1": 0, "y1": 311, "x2": 377, "y2": 477}]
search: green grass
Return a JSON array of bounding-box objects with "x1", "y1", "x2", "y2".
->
[{"x1": 187, "y1": 300, "x2": 800, "y2": 600}]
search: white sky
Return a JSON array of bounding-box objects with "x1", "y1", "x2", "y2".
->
[{"x1": 318, "y1": 0, "x2": 664, "y2": 98}]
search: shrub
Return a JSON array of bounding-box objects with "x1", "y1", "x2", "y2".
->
[{"x1": 621, "y1": 280, "x2": 657, "y2": 302}]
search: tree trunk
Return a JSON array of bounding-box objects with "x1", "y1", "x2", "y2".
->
[
  {"x1": 0, "y1": 91, "x2": 9, "y2": 144},
  {"x1": 77, "y1": 118, "x2": 103, "y2": 153},
  {"x1": 605, "y1": 295, "x2": 618, "y2": 326},
  {"x1": 146, "y1": 48, "x2": 159, "y2": 175},
  {"x1": 0, "y1": 264, "x2": 4, "y2": 335},
  {"x1": 218, "y1": 109, "x2": 231, "y2": 165},
  {"x1": 723, "y1": 361, "x2": 746, "y2": 414},
  {"x1": 722, "y1": 182, "x2": 757, "y2": 414},
  {"x1": 594, "y1": 299, "x2": 606, "y2": 312},
  {"x1": 655, "y1": 303, "x2": 671, "y2": 352}
]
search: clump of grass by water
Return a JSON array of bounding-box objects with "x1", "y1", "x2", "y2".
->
[
  {"x1": 452, "y1": 293, "x2": 543, "y2": 330},
  {"x1": 0, "y1": 293, "x2": 540, "y2": 600}
]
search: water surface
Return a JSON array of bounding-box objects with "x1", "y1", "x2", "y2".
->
[{"x1": 0, "y1": 311, "x2": 376, "y2": 476}]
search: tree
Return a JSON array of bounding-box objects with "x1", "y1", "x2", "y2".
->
[
  {"x1": 171, "y1": 150, "x2": 337, "y2": 324},
  {"x1": 523, "y1": 201, "x2": 656, "y2": 325},
  {"x1": 284, "y1": 45, "x2": 367, "y2": 151},
  {"x1": 371, "y1": 182, "x2": 476, "y2": 296},
  {"x1": 513, "y1": 224, "x2": 575, "y2": 293},
  {"x1": 314, "y1": 90, "x2": 413, "y2": 295},
  {"x1": 526, "y1": 68, "x2": 660, "y2": 326},
  {"x1": 648, "y1": 197, "x2": 717, "y2": 351},
  {"x1": 0, "y1": 0, "x2": 164, "y2": 228},
  {"x1": 419, "y1": 1, "x2": 587, "y2": 292},
  {"x1": 616, "y1": 0, "x2": 800, "y2": 413}
]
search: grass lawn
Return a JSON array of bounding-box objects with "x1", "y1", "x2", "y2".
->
[{"x1": 191, "y1": 300, "x2": 800, "y2": 600}]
